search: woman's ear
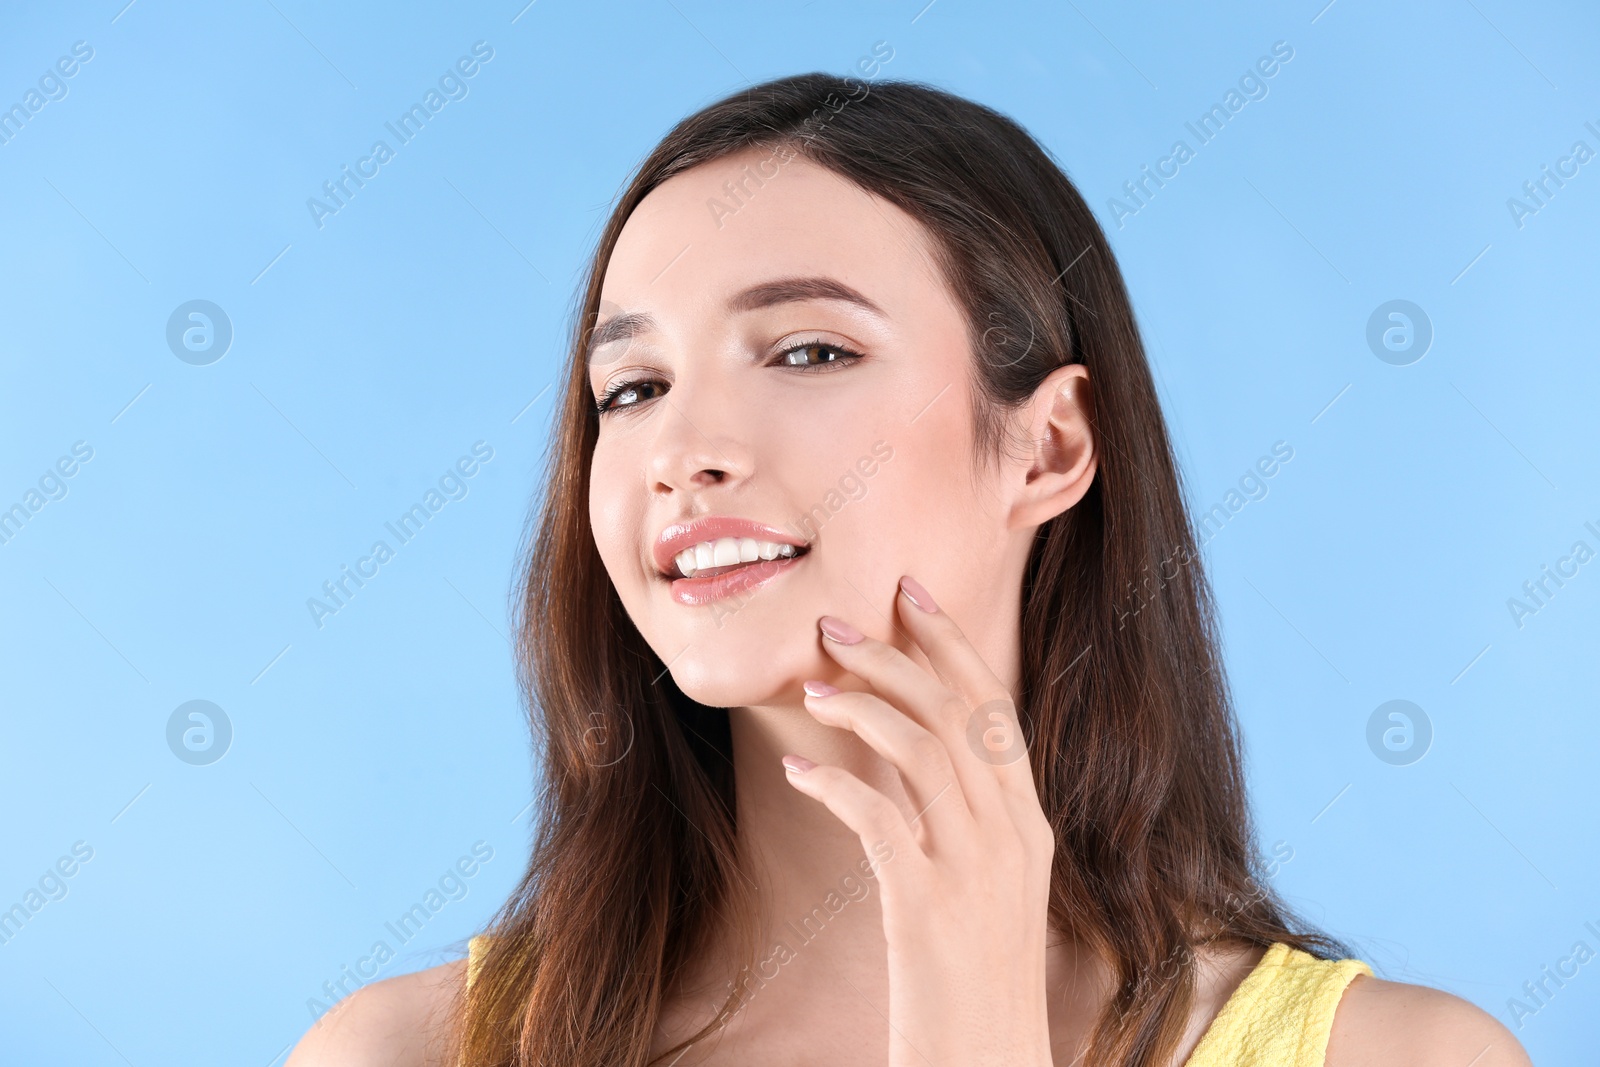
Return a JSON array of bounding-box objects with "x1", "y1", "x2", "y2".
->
[{"x1": 1010, "y1": 364, "x2": 1096, "y2": 529}]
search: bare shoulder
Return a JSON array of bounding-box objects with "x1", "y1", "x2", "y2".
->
[
  {"x1": 1326, "y1": 971, "x2": 1534, "y2": 1067},
  {"x1": 286, "y1": 959, "x2": 467, "y2": 1067}
]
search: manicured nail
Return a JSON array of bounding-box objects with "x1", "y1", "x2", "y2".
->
[
  {"x1": 818, "y1": 616, "x2": 863, "y2": 644},
  {"x1": 803, "y1": 680, "x2": 840, "y2": 697},
  {"x1": 898, "y1": 575, "x2": 938, "y2": 613},
  {"x1": 782, "y1": 754, "x2": 816, "y2": 775}
]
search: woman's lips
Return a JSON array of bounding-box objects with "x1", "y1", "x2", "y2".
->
[{"x1": 667, "y1": 550, "x2": 807, "y2": 606}]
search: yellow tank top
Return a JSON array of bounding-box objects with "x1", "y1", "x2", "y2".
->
[
  {"x1": 467, "y1": 933, "x2": 490, "y2": 987},
  {"x1": 464, "y1": 936, "x2": 1370, "y2": 1066},
  {"x1": 1185, "y1": 941, "x2": 1372, "y2": 1066}
]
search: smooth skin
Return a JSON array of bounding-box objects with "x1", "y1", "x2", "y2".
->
[
  {"x1": 786, "y1": 584, "x2": 1057, "y2": 1066},
  {"x1": 288, "y1": 147, "x2": 1533, "y2": 1067}
]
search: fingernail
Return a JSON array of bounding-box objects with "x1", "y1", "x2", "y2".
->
[
  {"x1": 782, "y1": 754, "x2": 816, "y2": 775},
  {"x1": 803, "y1": 680, "x2": 840, "y2": 697},
  {"x1": 818, "y1": 616, "x2": 863, "y2": 644},
  {"x1": 898, "y1": 575, "x2": 938, "y2": 613}
]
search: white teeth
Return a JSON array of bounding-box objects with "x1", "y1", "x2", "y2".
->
[{"x1": 673, "y1": 536, "x2": 800, "y2": 578}]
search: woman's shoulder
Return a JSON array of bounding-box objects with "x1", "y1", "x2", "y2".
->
[
  {"x1": 285, "y1": 958, "x2": 466, "y2": 1067},
  {"x1": 1326, "y1": 970, "x2": 1533, "y2": 1067}
]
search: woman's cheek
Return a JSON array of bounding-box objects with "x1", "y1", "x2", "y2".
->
[{"x1": 588, "y1": 460, "x2": 642, "y2": 590}]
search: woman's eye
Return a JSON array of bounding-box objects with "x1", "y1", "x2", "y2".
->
[
  {"x1": 598, "y1": 342, "x2": 863, "y2": 416},
  {"x1": 596, "y1": 379, "x2": 664, "y2": 414},
  {"x1": 778, "y1": 341, "x2": 863, "y2": 369}
]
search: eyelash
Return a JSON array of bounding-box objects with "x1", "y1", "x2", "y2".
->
[{"x1": 593, "y1": 338, "x2": 867, "y2": 416}]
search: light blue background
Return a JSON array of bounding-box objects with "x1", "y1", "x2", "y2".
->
[{"x1": 2, "y1": 0, "x2": 1595, "y2": 1063}]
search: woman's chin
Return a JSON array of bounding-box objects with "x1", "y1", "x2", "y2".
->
[
  {"x1": 670, "y1": 676, "x2": 789, "y2": 711},
  {"x1": 667, "y1": 655, "x2": 817, "y2": 711}
]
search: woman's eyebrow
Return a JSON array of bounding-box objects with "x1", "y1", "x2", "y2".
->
[
  {"x1": 587, "y1": 312, "x2": 654, "y2": 362},
  {"x1": 726, "y1": 276, "x2": 887, "y2": 318},
  {"x1": 587, "y1": 276, "x2": 887, "y2": 363}
]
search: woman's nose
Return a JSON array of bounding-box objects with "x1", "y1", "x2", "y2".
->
[{"x1": 644, "y1": 384, "x2": 754, "y2": 496}]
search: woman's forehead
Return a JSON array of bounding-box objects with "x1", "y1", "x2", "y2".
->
[{"x1": 600, "y1": 149, "x2": 944, "y2": 312}]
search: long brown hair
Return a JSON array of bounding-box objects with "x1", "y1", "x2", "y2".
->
[{"x1": 455, "y1": 72, "x2": 1354, "y2": 1066}]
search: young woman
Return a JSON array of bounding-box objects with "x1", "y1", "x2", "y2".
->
[{"x1": 288, "y1": 74, "x2": 1533, "y2": 1067}]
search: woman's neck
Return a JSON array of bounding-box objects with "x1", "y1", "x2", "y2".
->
[
  {"x1": 727, "y1": 698, "x2": 912, "y2": 941},
  {"x1": 656, "y1": 699, "x2": 1114, "y2": 1063}
]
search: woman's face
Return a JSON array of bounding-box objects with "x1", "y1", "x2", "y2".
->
[{"x1": 587, "y1": 145, "x2": 1021, "y2": 708}]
